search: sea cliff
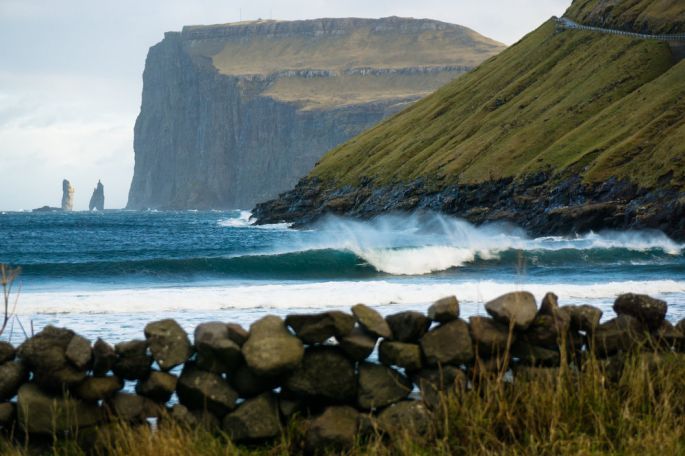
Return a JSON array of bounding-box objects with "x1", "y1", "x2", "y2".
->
[{"x1": 126, "y1": 17, "x2": 503, "y2": 210}]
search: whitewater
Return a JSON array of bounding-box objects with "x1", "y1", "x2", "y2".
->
[{"x1": 1, "y1": 210, "x2": 684, "y2": 341}]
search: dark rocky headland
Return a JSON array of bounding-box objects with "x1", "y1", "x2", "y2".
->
[
  {"x1": 1, "y1": 291, "x2": 684, "y2": 453},
  {"x1": 253, "y1": 1, "x2": 685, "y2": 241},
  {"x1": 253, "y1": 174, "x2": 685, "y2": 241}
]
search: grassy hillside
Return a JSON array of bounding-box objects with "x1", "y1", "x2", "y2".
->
[
  {"x1": 566, "y1": 0, "x2": 685, "y2": 34},
  {"x1": 308, "y1": 18, "x2": 685, "y2": 191}
]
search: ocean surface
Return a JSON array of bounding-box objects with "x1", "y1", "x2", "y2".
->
[{"x1": 1, "y1": 210, "x2": 684, "y2": 345}]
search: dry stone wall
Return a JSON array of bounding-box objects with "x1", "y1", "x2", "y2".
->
[{"x1": 0, "y1": 291, "x2": 683, "y2": 453}]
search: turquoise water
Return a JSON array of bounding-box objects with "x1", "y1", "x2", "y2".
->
[{"x1": 1, "y1": 210, "x2": 684, "y2": 343}]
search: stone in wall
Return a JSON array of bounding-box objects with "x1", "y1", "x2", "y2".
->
[{"x1": 0, "y1": 291, "x2": 682, "y2": 453}]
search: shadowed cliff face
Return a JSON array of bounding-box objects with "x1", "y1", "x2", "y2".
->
[{"x1": 126, "y1": 17, "x2": 504, "y2": 210}]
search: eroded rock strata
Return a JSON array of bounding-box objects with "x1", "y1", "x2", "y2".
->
[
  {"x1": 253, "y1": 175, "x2": 685, "y2": 240},
  {"x1": 126, "y1": 17, "x2": 503, "y2": 210}
]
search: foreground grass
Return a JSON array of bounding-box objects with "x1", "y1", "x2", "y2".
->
[{"x1": 3, "y1": 350, "x2": 685, "y2": 455}]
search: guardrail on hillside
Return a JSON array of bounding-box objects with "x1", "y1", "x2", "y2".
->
[{"x1": 555, "y1": 17, "x2": 685, "y2": 42}]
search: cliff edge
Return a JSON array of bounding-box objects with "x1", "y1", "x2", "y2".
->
[{"x1": 126, "y1": 17, "x2": 504, "y2": 210}]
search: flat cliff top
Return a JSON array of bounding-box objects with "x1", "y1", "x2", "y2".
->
[
  {"x1": 566, "y1": 0, "x2": 685, "y2": 34},
  {"x1": 175, "y1": 17, "x2": 504, "y2": 110},
  {"x1": 302, "y1": 4, "x2": 685, "y2": 191},
  {"x1": 183, "y1": 17, "x2": 503, "y2": 74}
]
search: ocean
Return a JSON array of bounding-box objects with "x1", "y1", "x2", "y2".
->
[{"x1": 1, "y1": 210, "x2": 684, "y2": 345}]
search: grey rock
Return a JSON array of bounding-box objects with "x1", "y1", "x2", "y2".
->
[
  {"x1": 285, "y1": 346, "x2": 356, "y2": 403},
  {"x1": 136, "y1": 371, "x2": 177, "y2": 403},
  {"x1": 614, "y1": 293, "x2": 667, "y2": 330},
  {"x1": 336, "y1": 326, "x2": 377, "y2": 361},
  {"x1": 378, "y1": 341, "x2": 422, "y2": 371},
  {"x1": 144, "y1": 319, "x2": 192, "y2": 370},
  {"x1": 412, "y1": 366, "x2": 466, "y2": 409},
  {"x1": 168, "y1": 404, "x2": 219, "y2": 432},
  {"x1": 17, "y1": 326, "x2": 85, "y2": 390},
  {"x1": 226, "y1": 323, "x2": 249, "y2": 346},
  {"x1": 351, "y1": 304, "x2": 392, "y2": 339},
  {"x1": 88, "y1": 180, "x2": 105, "y2": 211},
  {"x1": 427, "y1": 296, "x2": 460, "y2": 323},
  {"x1": 591, "y1": 315, "x2": 646, "y2": 358},
  {"x1": 105, "y1": 392, "x2": 147, "y2": 423},
  {"x1": 0, "y1": 402, "x2": 15, "y2": 428},
  {"x1": 229, "y1": 364, "x2": 278, "y2": 398},
  {"x1": 222, "y1": 393, "x2": 281, "y2": 443},
  {"x1": 561, "y1": 305, "x2": 603, "y2": 332},
  {"x1": 420, "y1": 319, "x2": 473, "y2": 366},
  {"x1": 66, "y1": 335, "x2": 92, "y2": 370},
  {"x1": 0, "y1": 361, "x2": 28, "y2": 400},
  {"x1": 385, "y1": 311, "x2": 431, "y2": 342},
  {"x1": 539, "y1": 292, "x2": 560, "y2": 316},
  {"x1": 278, "y1": 395, "x2": 302, "y2": 419},
  {"x1": 511, "y1": 340, "x2": 560, "y2": 367},
  {"x1": 17, "y1": 383, "x2": 102, "y2": 434},
  {"x1": 485, "y1": 291, "x2": 537, "y2": 330},
  {"x1": 92, "y1": 338, "x2": 117, "y2": 376},
  {"x1": 522, "y1": 311, "x2": 570, "y2": 348},
  {"x1": 61, "y1": 179, "x2": 75, "y2": 211},
  {"x1": 113, "y1": 340, "x2": 152, "y2": 380},
  {"x1": 194, "y1": 321, "x2": 229, "y2": 346},
  {"x1": 285, "y1": 311, "x2": 354, "y2": 344},
  {"x1": 305, "y1": 406, "x2": 359, "y2": 453},
  {"x1": 0, "y1": 341, "x2": 15, "y2": 364},
  {"x1": 177, "y1": 364, "x2": 238, "y2": 417},
  {"x1": 469, "y1": 316, "x2": 512, "y2": 357},
  {"x1": 242, "y1": 316, "x2": 304, "y2": 377},
  {"x1": 194, "y1": 322, "x2": 243, "y2": 373},
  {"x1": 357, "y1": 363, "x2": 412, "y2": 410},
  {"x1": 73, "y1": 376, "x2": 123, "y2": 402},
  {"x1": 377, "y1": 401, "x2": 432, "y2": 436}
]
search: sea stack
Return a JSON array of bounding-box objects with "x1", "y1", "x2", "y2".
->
[
  {"x1": 89, "y1": 180, "x2": 105, "y2": 211},
  {"x1": 61, "y1": 179, "x2": 75, "y2": 211}
]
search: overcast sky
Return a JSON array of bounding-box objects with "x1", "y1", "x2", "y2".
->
[{"x1": 0, "y1": 0, "x2": 572, "y2": 211}]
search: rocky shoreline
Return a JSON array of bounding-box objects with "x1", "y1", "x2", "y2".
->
[
  {"x1": 252, "y1": 175, "x2": 685, "y2": 241},
  {"x1": 0, "y1": 291, "x2": 683, "y2": 453}
]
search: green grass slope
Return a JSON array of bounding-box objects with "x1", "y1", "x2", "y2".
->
[
  {"x1": 308, "y1": 18, "x2": 685, "y2": 191},
  {"x1": 566, "y1": 0, "x2": 685, "y2": 34}
]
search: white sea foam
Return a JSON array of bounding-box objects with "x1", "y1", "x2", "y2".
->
[
  {"x1": 218, "y1": 213, "x2": 683, "y2": 275},
  {"x1": 218, "y1": 211, "x2": 291, "y2": 230},
  {"x1": 16, "y1": 279, "x2": 685, "y2": 316}
]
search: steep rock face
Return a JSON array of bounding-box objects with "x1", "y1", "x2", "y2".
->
[
  {"x1": 61, "y1": 180, "x2": 74, "y2": 212},
  {"x1": 126, "y1": 17, "x2": 504, "y2": 210},
  {"x1": 254, "y1": 3, "x2": 685, "y2": 241},
  {"x1": 88, "y1": 180, "x2": 104, "y2": 211}
]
